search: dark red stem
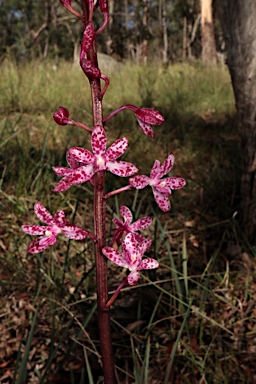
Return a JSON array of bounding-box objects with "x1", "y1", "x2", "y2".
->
[{"x1": 82, "y1": 1, "x2": 116, "y2": 383}]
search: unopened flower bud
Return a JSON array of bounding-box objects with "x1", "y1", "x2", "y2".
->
[
  {"x1": 81, "y1": 22, "x2": 95, "y2": 59},
  {"x1": 59, "y1": 0, "x2": 71, "y2": 6},
  {"x1": 135, "y1": 108, "x2": 164, "y2": 125},
  {"x1": 99, "y1": 0, "x2": 108, "y2": 12},
  {"x1": 53, "y1": 106, "x2": 72, "y2": 125},
  {"x1": 81, "y1": 59, "x2": 101, "y2": 79}
]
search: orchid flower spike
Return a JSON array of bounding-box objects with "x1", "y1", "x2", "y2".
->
[
  {"x1": 53, "y1": 125, "x2": 138, "y2": 192},
  {"x1": 102, "y1": 233, "x2": 159, "y2": 286},
  {"x1": 129, "y1": 153, "x2": 186, "y2": 212},
  {"x1": 111, "y1": 206, "x2": 152, "y2": 246},
  {"x1": 22, "y1": 202, "x2": 92, "y2": 254}
]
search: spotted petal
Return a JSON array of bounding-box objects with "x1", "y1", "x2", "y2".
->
[
  {"x1": 105, "y1": 138, "x2": 128, "y2": 161},
  {"x1": 102, "y1": 246, "x2": 127, "y2": 268},
  {"x1": 68, "y1": 147, "x2": 95, "y2": 164},
  {"x1": 127, "y1": 271, "x2": 140, "y2": 285},
  {"x1": 130, "y1": 216, "x2": 152, "y2": 231},
  {"x1": 164, "y1": 177, "x2": 186, "y2": 190},
  {"x1": 129, "y1": 175, "x2": 150, "y2": 189},
  {"x1": 150, "y1": 160, "x2": 161, "y2": 180},
  {"x1": 106, "y1": 161, "x2": 138, "y2": 177},
  {"x1": 159, "y1": 153, "x2": 175, "y2": 178},
  {"x1": 53, "y1": 211, "x2": 66, "y2": 228},
  {"x1": 138, "y1": 258, "x2": 159, "y2": 270},
  {"x1": 62, "y1": 224, "x2": 90, "y2": 240},
  {"x1": 66, "y1": 164, "x2": 95, "y2": 185},
  {"x1": 137, "y1": 118, "x2": 154, "y2": 138},
  {"x1": 34, "y1": 202, "x2": 53, "y2": 224},
  {"x1": 52, "y1": 166, "x2": 73, "y2": 177},
  {"x1": 27, "y1": 235, "x2": 57, "y2": 254},
  {"x1": 119, "y1": 206, "x2": 133, "y2": 224},
  {"x1": 152, "y1": 188, "x2": 171, "y2": 212},
  {"x1": 22, "y1": 225, "x2": 46, "y2": 236},
  {"x1": 92, "y1": 126, "x2": 107, "y2": 155}
]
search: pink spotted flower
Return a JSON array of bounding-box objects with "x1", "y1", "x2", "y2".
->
[
  {"x1": 111, "y1": 205, "x2": 152, "y2": 246},
  {"x1": 102, "y1": 233, "x2": 159, "y2": 285},
  {"x1": 54, "y1": 125, "x2": 138, "y2": 191},
  {"x1": 22, "y1": 202, "x2": 92, "y2": 254},
  {"x1": 129, "y1": 153, "x2": 186, "y2": 212}
]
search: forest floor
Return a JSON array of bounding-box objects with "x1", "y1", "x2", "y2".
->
[{"x1": 1, "y1": 60, "x2": 256, "y2": 383}]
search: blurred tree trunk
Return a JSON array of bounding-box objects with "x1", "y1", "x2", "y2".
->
[
  {"x1": 217, "y1": 1, "x2": 256, "y2": 241},
  {"x1": 201, "y1": 0, "x2": 217, "y2": 64}
]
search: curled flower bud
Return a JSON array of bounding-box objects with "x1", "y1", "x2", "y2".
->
[
  {"x1": 135, "y1": 108, "x2": 164, "y2": 125},
  {"x1": 99, "y1": 0, "x2": 108, "y2": 12},
  {"x1": 81, "y1": 59, "x2": 101, "y2": 79},
  {"x1": 53, "y1": 106, "x2": 73, "y2": 126},
  {"x1": 80, "y1": 22, "x2": 95, "y2": 61}
]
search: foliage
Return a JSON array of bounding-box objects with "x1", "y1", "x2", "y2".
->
[{"x1": 2, "y1": 59, "x2": 255, "y2": 383}]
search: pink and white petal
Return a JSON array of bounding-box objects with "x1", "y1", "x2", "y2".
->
[
  {"x1": 152, "y1": 188, "x2": 171, "y2": 212},
  {"x1": 164, "y1": 177, "x2": 186, "y2": 190},
  {"x1": 159, "y1": 153, "x2": 175, "y2": 177},
  {"x1": 102, "y1": 246, "x2": 128, "y2": 268},
  {"x1": 52, "y1": 166, "x2": 73, "y2": 176},
  {"x1": 122, "y1": 233, "x2": 137, "y2": 255},
  {"x1": 150, "y1": 159, "x2": 161, "y2": 180},
  {"x1": 66, "y1": 150, "x2": 80, "y2": 169},
  {"x1": 106, "y1": 161, "x2": 138, "y2": 177},
  {"x1": 22, "y1": 225, "x2": 46, "y2": 236},
  {"x1": 127, "y1": 271, "x2": 140, "y2": 285},
  {"x1": 155, "y1": 185, "x2": 171, "y2": 195},
  {"x1": 53, "y1": 211, "x2": 66, "y2": 228},
  {"x1": 130, "y1": 216, "x2": 152, "y2": 231},
  {"x1": 133, "y1": 233, "x2": 147, "y2": 244},
  {"x1": 66, "y1": 164, "x2": 95, "y2": 185},
  {"x1": 137, "y1": 118, "x2": 154, "y2": 138},
  {"x1": 62, "y1": 224, "x2": 90, "y2": 240},
  {"x1": 92, "y1": 126, "x2": 107, "y2": 155},
  {"x1": 68, "y1": 147, "x2": 95, "y2": 164},
  {"x1": 106, "y1": 138, "x2": 128, "y2": 161},
  {"x1": 138, "y1": 237, "x2": 152, "y2": 254},
  {"x1": 129, "y1": 175, "x2": 150, "y2": 189},
  {"x1": 112, "y1": 217, "x2": 124, "y2": 228},
  {"x1": 53, "y1": 178, "x2": 74, "y2": 193},
  {"x1": 34, "y1": 202, "x2": 53, "y2": 224},
  {"x1": 119, "y1": 206, "x2": 133, "y2": 225},
  {"x1": 137, "y1": 258, "x2": 159, "y2": 270},
  {"x1": 27, "y1": 235, "x2": 56, "y2": 254}
]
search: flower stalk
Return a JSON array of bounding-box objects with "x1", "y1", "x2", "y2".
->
[{"x1": 22, "y1": 0, "x2": 186, "y2": 382}]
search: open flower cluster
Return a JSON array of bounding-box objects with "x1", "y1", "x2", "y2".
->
[{"x1": 22, "y1": 0, "x2": 186, "y2": 293}]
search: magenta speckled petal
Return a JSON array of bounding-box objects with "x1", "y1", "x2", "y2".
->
[
  {"x1": 152, "y1": 188, "x2": 171, "y2": 212},
  {"x1": 138, "y1": 258, "x2": 159, "y2": 270},
  {"x1": 130, "y1": 216, "x2": 152, "y2": 231},
  {"x1": 127, "y1": 271, "x2": 140, "y2": 285},
  {"x1": 68, "y1": 147, "x2": 95, "y2": 164},
  {"x1": 159, "y1": 152, "x2": 175, "y2": 177},
  {"x1": 106, "y1": 161, "x2": 138, "y2": 177},
  {"x1": 62, "y1": 224, "x2": 90, "y2": 240},
  {"x1": 119, "y1": 206, "x2": 133, "y2": 224},
  {"x1": 137, "y1": 118, "x2": 154, "y2": 137},
  {"x1": 164, "y1": 177, "x2": 186, "y2": 190},
  {"x1": 92, "y1": 126, "x2": 107, "y2": 155},
  {"x1": 105, "y1": 138, "x2": 128, "y2": 161},
  {"x1": 27, "y1": 235, "x2": 57, "y2": 254},
  {"x1": 129, "y1": 175, "x2": 150, "y2": 189},
  {"x1": 22, "y1": 225, "x2": 46, "y2": 236},
  {"x1": 34, "y1": 202, "x2": 53, "y2": 224},
  {"x1": 102, "y1": 246, "x2": 127, "y2": 268}
]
